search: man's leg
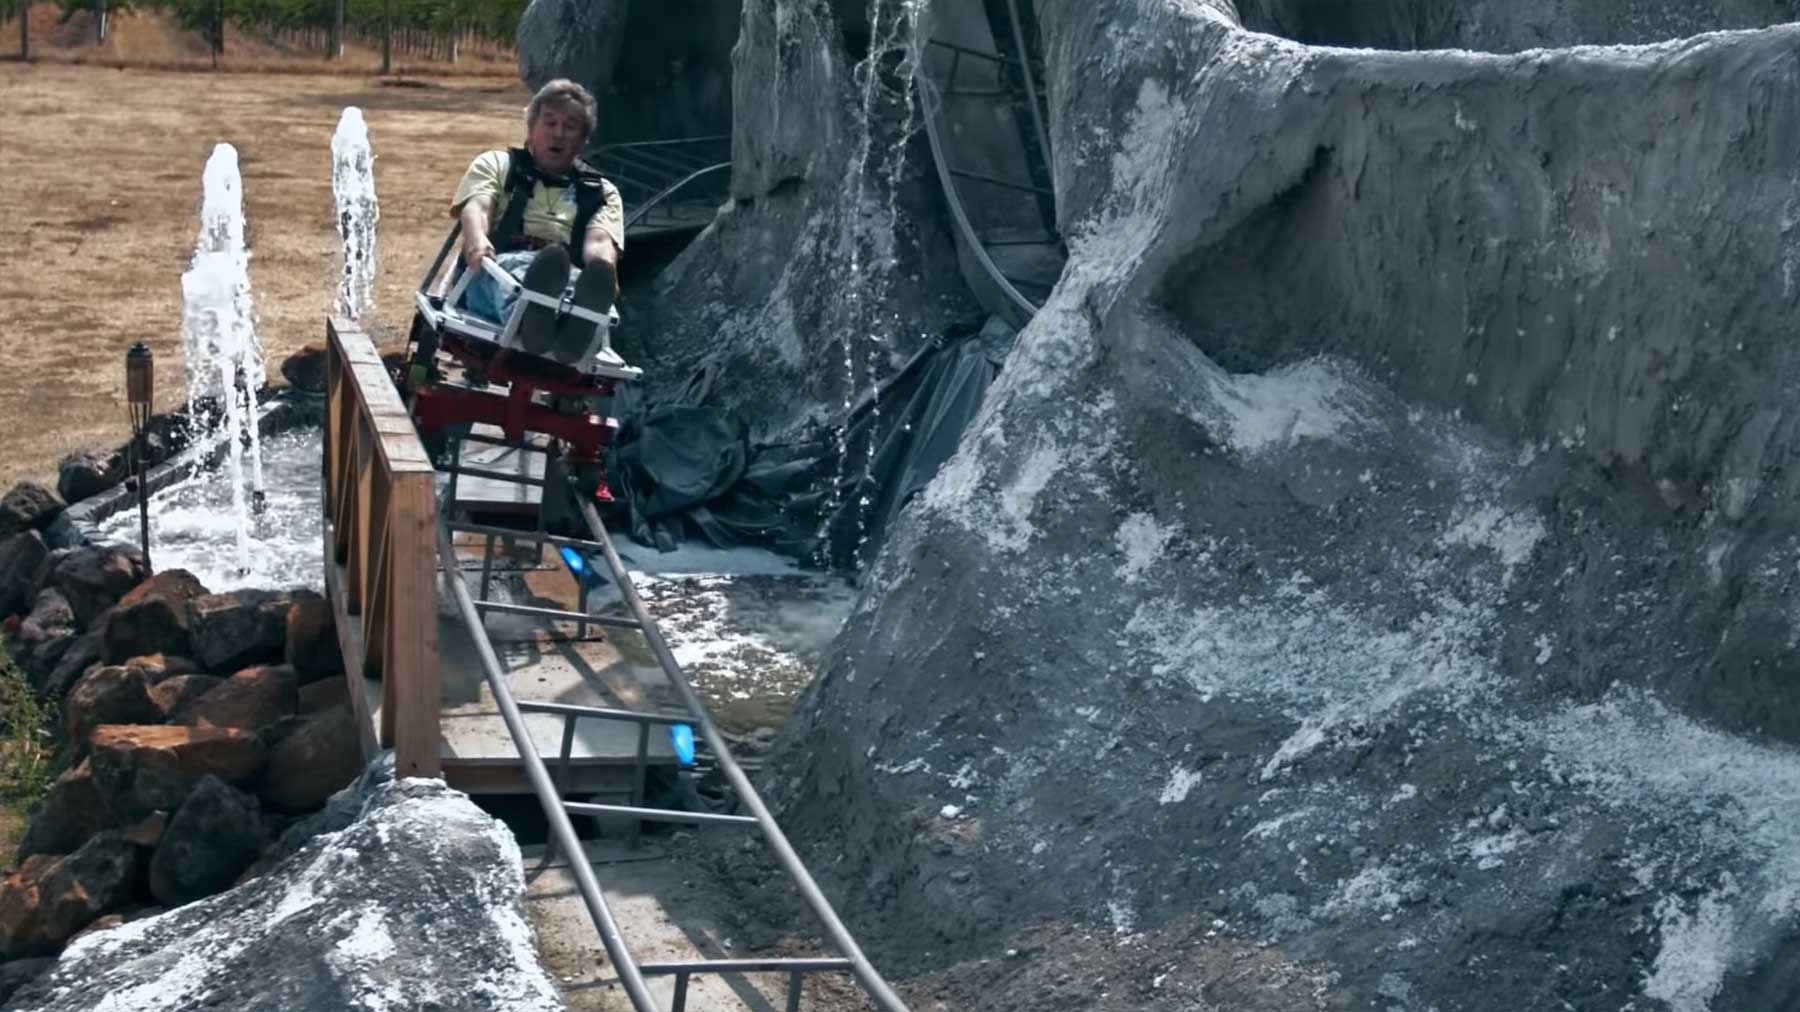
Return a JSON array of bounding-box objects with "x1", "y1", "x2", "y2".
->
[{"x1": 460, "y1": 250, "x2": 539, "y2": 324}]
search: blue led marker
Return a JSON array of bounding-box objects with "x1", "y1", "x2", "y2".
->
[{"x1": 670, "y1": 724, "x2": 695, "y2": 766}]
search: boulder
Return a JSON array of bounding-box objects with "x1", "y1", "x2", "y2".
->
[
  {"x1": 182, "y1": 664, "x2": 298, "y2": 733},
  {"x1": 62, "y1": 665, "x2": 159, "y2": 755},
  {"x1": 0, "y1": 482, "x2": 66, "y2": 540},
  {"x1": 7, "y1": 779, "x2": 566, "y2": 1012},
  {"x1": 188, "y1": 590, "x2": 290, "y2": 675},
  {"x1": 259, "y1": 706, "x2": 363, "y2": 813},
  {"x1": 296, "y1": 675, "x2": 350, "y2": 715},
  {"x1": 87, "y1": 724, "x2": 266, "y2": 823},
  {"x1": 0, "y1": 530, "x2": 49, "y2": 618},
  {"x1": 283, "y1": 597, "x2": 344, "y2": 683},
  {"x1": 121, "y1": 811, "x2": 169, "y2": 850},
  {"x1": 35, "y1": 630, "x2": 101, "y2": 704},
  {"x1": 101, "y1": 569, "x2": 209, "y2": 664},
  {"x1": 0, "y1": 957, "x2": 53, "y2": 1006},
  {"x1": 122, "y1": 653, "x2": 202, "y2": 684},
  {"x1": 55, "y1": 450, "x2": 128, "y2": 503},
  {"x1": 48, "y1": 544, "x2": 148, "y2": 630},
  {"x1": 277, "y1": 342, "x2": 327, "y2": 393},
  {"x1": 148, "y1": 673, "x2": 224, "y2": 722},
  {"x1": 19, "y1": 588, "x2": 74, "y2": 642},
  {"x1": 16, "y1": 629, "x2": 76, "y2": 695},
  {"x1": 147, "y1": 776, "x2": 268, "y2": 907},
  {"x1": 0, "y1": 832, "x2": 141, "y2": 958},
  {"x1": 17, "y1": 760, "x2": 108, "y2": 858}
]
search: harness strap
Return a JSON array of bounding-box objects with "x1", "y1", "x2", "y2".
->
[{"x1": 488, "y1": 146, "x2": 609, "y2": 268}]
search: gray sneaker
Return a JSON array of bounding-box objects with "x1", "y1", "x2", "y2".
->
[
  {"x1": 551, "y1": 258, "x2": 617, "y2": 365},
  {"x1": 515, "y1": 246, "x2": 571, "y2": 357}
]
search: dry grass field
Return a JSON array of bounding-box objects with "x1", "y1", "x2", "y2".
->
[{"x1": 0, "y1": 54, "x2": 529, "y2": 489}]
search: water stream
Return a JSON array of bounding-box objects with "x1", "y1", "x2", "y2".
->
[
  {"x1": 179, "y1": 143, "x2": 267, "y2": 579},
  {"x1": 817, "y1": 0, "x2": 932, "y2": 569},
  {"x1": 332, "y1": 107, "x2": 380, "y2": 320}
]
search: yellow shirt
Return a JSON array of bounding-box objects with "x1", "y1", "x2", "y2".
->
[{"x1": 451, "y1": 149, "x2": 625, "y2": 254}]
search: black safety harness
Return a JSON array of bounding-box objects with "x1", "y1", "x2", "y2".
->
[{"x1": 487, "y1": 146, "x2": 609, "y2": 268}]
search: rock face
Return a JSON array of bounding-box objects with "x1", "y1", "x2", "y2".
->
[
  {"x1": 7, "y1": 779, "x2": 567, "y2": 1012},
  {"x1": 664, "y1": 1, "x2": 1800, "y2": 1011},
  {"x1": 1237, "y1": 0, "x2": 1800, "y2": 51},
  {"x1": 518, "y1": 0, "x2": 737, "y2": 145}
]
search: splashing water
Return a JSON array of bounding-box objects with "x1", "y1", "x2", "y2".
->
[
  {"x1": 179, "y1": 143, "x2": 267, "y2": 577},
  {"x1": 331, "y1": 107, "x2": 379, "y2": 319},
  {"x1": 816, "y1": 0, "x2": 932, "y2": 569}
]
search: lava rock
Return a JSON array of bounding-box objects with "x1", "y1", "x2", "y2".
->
[
  {"x1": 0, "y1": 832, "x2": 141, "y2": 958},
  {"x1": 48, "y1": 544, "x2": 148, "y2": 630},
  {"x1": 17, "y1": 760, "x2": 108, "y2": 859},
  {"x1": 101, "y1": 569, "x2": 210, "y2": 664},
  {"x1": 147, "y1": 776, "x2": 269, "y2": 907},
  {"x1": 0, "y1": 530, "x2": 49, "y2": 618},
  {"x1": 122, "y1": 653, "x2": 202, "y2": 684},
  {"x1": 148, "y1": 673, "x2": 225, "y2": 722},
  {"x1": 296, "y1": 675, "x2": 350, "y2": 715},
  {"x1": 63, "y1": 666, "x2": 159, "y2": 756},
  {"x1": 277, "y1": 343, "x2": 327, "y2": 393},
  {"x1": 0, "y1": 482, "x2": 66, "y2": 540},
  {"x1": 20, "y1": 588, "x2": 75, "y2": 642},
  {"x1": 284, "y1": 597, "x2": 344, "y2": 683},
  {"x1": 182, "y1": 664, "x2": 298, "y2": 733},
  {"x1": 55, "y1": 449, "x2": 128, "y2": 504},
  {"x1": 188, "y1": 590, "x2": 291, "y2": 675},
  {"x1": 36, "y1": 631, "x2": 101, "y2": 704},
  {"x1": 87, "y1": 724, "x2": 266, "y2": 823},
  {"x1": 260, "y1": 706, "x2": 362, "y2": 813}
]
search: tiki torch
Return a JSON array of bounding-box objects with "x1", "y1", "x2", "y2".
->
[{"x1": 125, "y1": 342, "x2": 154, "y2": 573}]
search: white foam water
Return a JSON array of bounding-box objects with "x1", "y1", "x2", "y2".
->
[
  {"x1": 331, "y1": 107, "x2": 380, "y2": 320},
  {"x1": 179, "y1": 143, "x2": 267, "y2": 577}
]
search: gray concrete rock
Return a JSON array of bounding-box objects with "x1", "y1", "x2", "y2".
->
[
  {"x1": 147, "y1": 775, "x2": 269, "y2": 907},
  {"x1": 1237, "y1": 0, "x2": 1800, "y2": 51},
  {"x1": 8, "y1": 778, "x2": 565, "y2": 1012},
  {"x1": 741, "y1": 2, "x2": 1800, "y2": 1011}
]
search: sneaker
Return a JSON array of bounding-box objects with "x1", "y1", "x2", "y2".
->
[
  {"x1": 550, "y1": 258, "x2": 617, "y2": 365},
  {"x1": 515, "y1": 246, "x2": 571, "y2": 357}
]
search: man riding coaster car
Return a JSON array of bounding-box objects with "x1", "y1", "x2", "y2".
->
[{"x1": 451, "y1": 78, "x2": 624, "y2": 366}]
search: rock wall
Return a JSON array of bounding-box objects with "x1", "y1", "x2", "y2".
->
[
  {"x1": 518, "y1": 0, "x2": 738, "y2": 146},
  {"x1": 749, "y1": 1, "x2": 1800, "y2": 1010},
  {"x1": 1237, "y1": 0, "x2": 1800, "y2": 51}
]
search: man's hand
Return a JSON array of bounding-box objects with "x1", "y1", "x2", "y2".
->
[{"x1": 463, "y1": 236, "x2": 496, "y2": 270}]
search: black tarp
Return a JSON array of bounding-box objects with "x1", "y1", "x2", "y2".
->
[{"x1": 603, "y1": 320, "x2": 1009, "y2": 569}]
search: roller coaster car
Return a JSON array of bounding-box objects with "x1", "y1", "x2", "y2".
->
[{"x1": 400, "y1": 228, "x2": 643, "y2": 505}]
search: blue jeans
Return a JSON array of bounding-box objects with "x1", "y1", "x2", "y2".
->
[{"x1": 461, "y1": 250, "x2": 538, "y2": 324}]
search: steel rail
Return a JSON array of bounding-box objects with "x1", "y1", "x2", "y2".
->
[
  {"x1": 1004, "y1": 0, "x2": 1055, "y2": 179},
  {"x1": 574, "y1": 496, "x2": 912, "y2": 1012},
  {"x1": 434, "y1": 524, "x2": 663, "y2": 1012},
  {"x1": 917, "y1": 71, "x2": 1041, "y2": 321},
  {"x1": 624, "y1": 162, "x2": 732, "y2": 231}
]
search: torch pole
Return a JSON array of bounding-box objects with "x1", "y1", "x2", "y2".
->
[{"x1": 126, "y1": 342, "x2": 155, "y2": 573}]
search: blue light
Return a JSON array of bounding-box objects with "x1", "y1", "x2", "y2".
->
[
  {"x1": 670, "y1": 724, "x2": 695, "y2": 766},
  {"x1": 558, "y1": 546, "x2": 586, "y2": 575}
]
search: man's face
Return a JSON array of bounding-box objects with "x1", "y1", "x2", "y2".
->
[{"x1": 528, "y1": 102, "x2": 588, "y2": 175}]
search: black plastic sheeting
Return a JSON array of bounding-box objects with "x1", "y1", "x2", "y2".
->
[{"x1": 603, "y1": 325, "x2": 1007, "y2": 571}]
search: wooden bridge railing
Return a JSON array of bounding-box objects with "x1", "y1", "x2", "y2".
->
[{"x1": 323, "y1": 316, "x2": 441, "y2": 778}]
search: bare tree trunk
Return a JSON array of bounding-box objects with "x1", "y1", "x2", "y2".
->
[
  {"x1": 380, "y1": 0, "x2": 390, "y2": 73},
  {"x1": 18, "y1": 0, "x2": 28, "y2": 60},
  {"x1": 94, "y1": 0, "x2": 105, "y2": 43},
  {"x1": 330, "y1": 0, "x2": 343, "y2": 59}
]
